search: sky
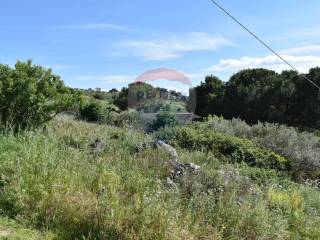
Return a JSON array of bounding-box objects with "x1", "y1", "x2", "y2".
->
[{"x1": 1, "y1": 0, "x2": 320, "y2": 93}]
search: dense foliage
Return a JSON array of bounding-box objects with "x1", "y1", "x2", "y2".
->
[
  {"x1": 79, "y1": 101, "x2": 119, "y2": 123},
  {"x1": 204, "y1": 116, "x2": 320, "y2": 179},
  {"x1": 149, "y1": 112, "x2": 179, "y2": 131},
  {"x1": 156, "y1": 117, "x2": 320, "y2": 180},
  {"x1": 194, "y1": 68, "x2": 320, "y2": 129},
  {"x1": 0, "y1": 60, "x2": 78, "y2": 131},
  {"x1": 155, "y1": 125, "x2": 289, "y2": 172}
]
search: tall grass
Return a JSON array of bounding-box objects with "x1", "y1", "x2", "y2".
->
[{"x1": 0, "y1": 117, "x2": 319, "y2": 239}]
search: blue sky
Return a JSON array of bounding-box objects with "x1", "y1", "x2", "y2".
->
[{"x1": 1, "y1": 0, "x2": 320, "y2": 93}]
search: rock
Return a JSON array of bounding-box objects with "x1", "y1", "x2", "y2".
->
[
  {"x1": 166, "y1": 177, "x2": 175, "y2": 187},
  {"x1": 154, "y1": 140, "x2": 200, "y2": 183},
  {"x1": 170, "y1": 162, "x2": 201, "y2": 181},
  {"x1": 90, "y1": 138, "x2": 106, "y2": 154},
  {"x1": 155, "y1": 140, "x2": 179, "y2": 162},
  {"x1": 184, "y1": 163, "x2": 201, "y2": 172}
]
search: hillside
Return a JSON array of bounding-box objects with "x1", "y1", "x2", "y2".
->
[{"x1": 0, "y1": 116, "x2": 319, "y2": 239}]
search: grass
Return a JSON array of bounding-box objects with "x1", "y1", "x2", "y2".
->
[
  {"x1": 0, "y1": 117, "x2": 319, "y2": 239},
  {"x1": 0, "y1": 217, "x2": 55, "y2": 239},
  {"x1": 139, "y1": 99, "x2": 188, "y2": 113},
  {"x1": 163, "y1": 101, "x2": 187, "y2": 113}
]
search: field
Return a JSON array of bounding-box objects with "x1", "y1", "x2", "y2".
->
[{"x1": 0, "y1": 116, "x2": 319, "y2": 239}]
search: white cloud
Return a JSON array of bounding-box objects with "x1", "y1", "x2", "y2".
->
[
  {"x1": 280, "y1": 45, "x2": 320, "y2": 55},
  {"x1": 208, "y1": 54, "x2": 320, "y2": 73},
  {"x1": 274, "y1": 27, "x2": 320, "y2": 41},
  {"x1": 54, "y1": 23, "x2": 129, "y2": 31},
  {"x1": 119, "y1": 32, "x2": 232, "y2": 61}
]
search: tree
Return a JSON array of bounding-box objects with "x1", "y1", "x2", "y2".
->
[
  {"x1": 275, "y1": 70, "x2": 299, "y2": 124},
  {"x1": 109, "y1": 88, "x2": 118, "y2": 93},
  {"x1": 191, "y1": 67, "x2": 320, "y2": 129},
  {"x1": 0, "y1": 60, "x2": 78, "y2": 131},
  {"x1": 114, "y1": 87, "x2": 128, "y2": 110},
  {"x1": 223, "y1": 68, "x2": 280, "y2": 123},
  {"x1": 287, "y1": 68, "x2": 320, "y2": 128},
  {"x1": 194, "y1": 75, "x2": 225, "y2": 117},
  {"x1": 150, "y1": 112, "x2": 178, "y2": 131}
]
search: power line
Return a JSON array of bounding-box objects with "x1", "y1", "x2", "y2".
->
[{"x1": 209, "y1": 0, "x2": 320, "y2": 91}]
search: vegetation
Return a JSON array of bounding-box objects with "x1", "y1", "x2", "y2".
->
[
  {"x1": 0, "y1": 61, "x2": 78, "y2": 131},
  {"x1": 114, "y1": 82, "x2": 188, "y2": 113},
  {"x1": 0, "y1": 217, "x2": 55, "y2": 239},
  {"x1": 149, "y1": 111, "x2": 179, "y2": 131},
  {"x1": 204, "y1": 116, "x2": 320, "y2": 179},
  {"x1": 79, "y1": 101, "x2": 119, "y2": 123},
  {"x1": 0, "y1": 61, "x2": 320, "y2": 239},
  {"x1": 0, "y1": 117, "x2": 319, "y2": 239},
  {"x1": 194, "y1": 68, "x2": 320, "y2": 129},
  {"x1": 158, "y1": 125, "x2": 290, "y2": 171}
]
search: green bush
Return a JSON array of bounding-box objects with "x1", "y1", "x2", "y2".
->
[
  {"x1": 205, "y1": 117, "x2": 320, "y2": 179},
  {"x1": 79, "y1": 101, "x2": 118, "y2": 123},
  {"x1": 113, "y1": 110, "x2": 145, "y2": 128},
  {"x1": 0, "y1": 60, "x2": 77, "y2": 131},
  {"x1": 149, "y1": 112, "x2": 178, "y2": 131},
  {"x1": 153, "y1": 125, "x2": 180, "y2": 142},
  {"x1": 161, "y1": 125, "x2": 289, "y2": 171}
]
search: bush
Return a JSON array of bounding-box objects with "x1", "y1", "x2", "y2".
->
[
  {"x1": 80, "y1": 102, "x2": 105, "y2": 122},
  {"x1": 0, "y1": 60, "x2": 77, "y2": 131},
  {"x1": 161, "y1": 125, "x2": 289, "y2": 171},
  {"x1": 79, "y1": 101, "x2": 118, "y2": 123},
  {"x1": 153, "y1": 125, "x2": 181, "y2": 143},
  {"x1": 205, "y1": 117, "x2": 320, "y2": 179},
  {"x1": 113, "y1": 110, "x2": 147, "y2": 130},
  {"x1": 149, "y1": 112, "x2": 178, "y2": 131}
]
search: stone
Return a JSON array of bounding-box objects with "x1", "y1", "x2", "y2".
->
[
  {"x1": 90, "y1": 138, "x2": 106, "y2": 154},
  {"x1": 155, "y1": 140, "x2": 179, "y2": 162},
  {"x1": 154, "y1": 140, "x2": 201, "y2": 183}
]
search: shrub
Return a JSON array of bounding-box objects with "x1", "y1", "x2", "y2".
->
[
  {"x1": 149, "y1": 112, "x2": 179, "y2": 131},
  {"x1": 205, "y1": 117, "x2": 320, "y2": 179},
  {"x1": 113, "y1": 110, "x2": 148, "y2": 130},
  {"x1": 79, "y1": 102, "x2": 105, "y2": 122},
  {"x1": 237, "y1": 164, "x2": 293, "y2": 187},
  {"x1": 162, "y1": 125, "x2": 289, "y2": 171},
  {"x1": 153, "y1": 125, "x2": 180, "y2": 142},
  {"x1": 79, "y1": 101, "x2": 118, "y2": 123},
  {"x1": 0, "y1": 60, "x2": 77, "y2": 131}
]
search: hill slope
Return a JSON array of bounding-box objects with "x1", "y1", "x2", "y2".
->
[{"x1": 0, "y1": 117, "x2": 319, "y2": 239}]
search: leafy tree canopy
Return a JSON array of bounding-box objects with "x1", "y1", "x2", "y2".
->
[{"x1": 0, "y1": 60, "x2": 80, "y2": 131}]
